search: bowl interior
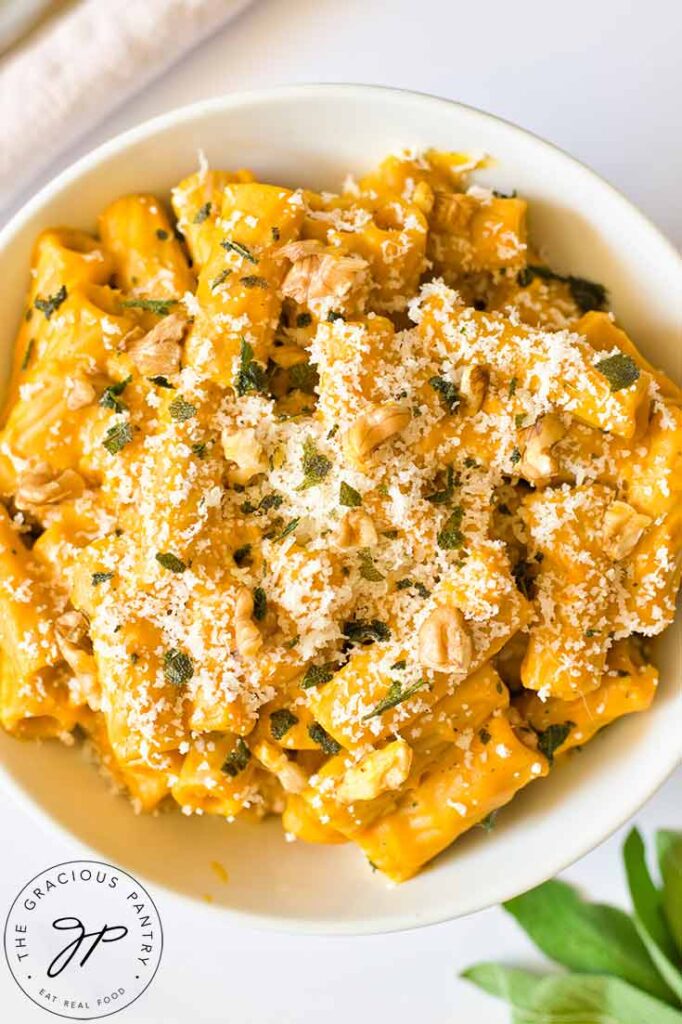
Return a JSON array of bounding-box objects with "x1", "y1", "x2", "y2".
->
[{"x1": 0, "y1": 86, "x2": 680, "y2": 933}]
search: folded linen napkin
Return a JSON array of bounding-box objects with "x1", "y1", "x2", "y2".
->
[{"x1": 0, "y1": 0, "x2": 252, "y2": 214}]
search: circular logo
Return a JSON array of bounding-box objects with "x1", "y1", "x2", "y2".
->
[{"x1": 3, "y1": 860, "x2": 163, "y2": 1020}]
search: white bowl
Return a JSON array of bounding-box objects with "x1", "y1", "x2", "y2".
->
[{"x1": 0, "y1": 85, "x2": 680, "y2": 934}]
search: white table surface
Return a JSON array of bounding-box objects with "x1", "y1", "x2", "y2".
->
[{"x1": 1, "y1": 1, "x2": 680, "y2": 1021}]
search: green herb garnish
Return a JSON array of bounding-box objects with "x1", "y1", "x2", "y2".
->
[
  {"x1": 252, "y1": 586, "x2": 267, "y2": 621},
  {"x1": 211, "y1": 268, "x2": 232, "y2": 290},
  {"x1": 342, "y1": 619, "x2": 391, "y2": 646},
  {"x1": 358, "y1": 548, "x2": 384, "y2": 582},
  {"x1": 163, "y1": 648, "x2": 194, "y2": 685},
  {"x1": 232, "y1": 544, "x2": 252, "y2": 567},
  {"x1": 193, "y1": 202, "x2": 212, "y2": 224},
  {"x1": 277, "y1": 518, "x2": 300, "y2": 541},
  {"x1": 156, "y1": 229, "x2": 169, "y2": 240},
  {"x1": 271, "y1": 226, "x2": 281, "y2": 242},
  {"x1": 20, "y1": 338, "x2": 35, "y2": 372},
  {"x1": 289, "y1": 361, "x2": 319, "y2": 394},
  {"x1": 99, "y1": 375, "x2": 132, "y2": 413},
  {"x1": 508, "y1": 376, "x2": 518, "y2": 397},
  {"x1": 169, "y1": 395, "x2": 197, "y2": 421},
  {"x1": 426, "y1": 465, "x2": 457, "y2": 505},
  {"x1": 437, "y1": 505, "x2": 464, "y2": 549},
  {"x1": 296, "y1": 312, "x2": 312, "y2": 328},
  {"x1": 102, "y1": 421, "x2": 133, "y2": 454},
  {"x1": 234, "y1": 337, "x2": 267, "y2": 397},
  {"x1": 221, "y1": 738, "x2": 251, "y2": 777},
  {"x1": 34, "y1": 285, "x2": 67, "y2": 319},
  {"x1": 302, "y1": 663, "x2": 336, "y2": 689},
  {"x1": 91, "y1": 571, "x2": 114, "y2": 586},
  {"x1": 429, "y1": 375, "x2": 460, "y2": 413},
  {"x1": 270, "y1": 708, "x2": 298, "y2": 740},
  {"x1": 595, "y1": 352, "x2": 641, "y2": 392},
  {"x1": 477, "y1": 810, "x2": 498, "y2": 831},
  {"x1": 307, "y1": 722, "x2": 342, "y2": 756},
  {"x1": 299, "y1": 437, "x2": 332, "y2": 489},
  {"x1": 221, "y1": 239, "x2": 258, "y2": 264},
  {"x1": 517, "y1": 264, "x2": 607, "y2": 313},
  {"x1": 240, "y1": 275, "x2": 268, "y2": 289},
  {"x1": 148, "y1": 375, "x2": 175, "y2": 389},
  {"x1": 391, "y1": 659, "x2": 407, "y2": 671},
  {"x1": 510, "y1": 447, "x2": 522, "y2": 465},
  {"x1": 339, "y1": 481, "x2": 362, "y2": 507},
  {"x1": 121, "y1": 298, "x2": 177, "y2": 316},
  {"x1": 156, "y1": 551, "x2": 187, "y2": 573},
  {"x1": 363, "y1": 678, "x2": 426, "y2": 719},
  {"x1": 326, "y1": 311, "x2": 344, "y2": 323},
  {"x1": 536, "y1": 721, "x2": 574, "y2": 763}
]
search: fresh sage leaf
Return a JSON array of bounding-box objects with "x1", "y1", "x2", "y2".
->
[
  {"x1": 504, "y1": 878, "x2": 674, "y2": 1003},
  {"x1": 657, "y1": 831, "x2": 682, "y2": 956},
  {"x1": 623, "y1": 828, "x2": 682, "y2": 1004},
  {"x1": 462, "y1": 963, "x2": 682, "y2": 1024}
]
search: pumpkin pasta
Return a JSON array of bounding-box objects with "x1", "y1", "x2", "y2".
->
[{"x1": 0, "y1": 148, "x2": 679, "y2": 883}]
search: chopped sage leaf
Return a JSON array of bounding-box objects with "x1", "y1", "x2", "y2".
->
[
  {"x1": 155, "y1": 551, "x2": 186, "y2": 573},
  {"x1": 296, "y1": 312, "x2": 312, "y2": 328},
  {"x1": 477, "y1": 810, "x2": 498, "y2": 832},
  {"x1": 233, "y1": 544, "x2": 252, "y2": 567},
  {"x1": 20, "y1": 338, "x2": 35, "y2": 371},
  {"x1": 99, "y1": 375, "x2": 132, "y2": 413},
  {"x1": 358, "y1": 548, "x2": 385, "y2": 582},
  {"x1": 429, "y1": 375, "x2": 460, "y2": 413},
  {"x1": 326, "y1": 310, "x2": 344, "y2": 322},
  {"x1": 221, "y1": 737, "x2": 251, "y2": 776},
  {"x1": 510, "y1": 447, "x2": 522, "y2": 465},
  {"x1": 156, "y1": 229, "x2": 169, "y2": 240},
  {"x1": 271, "y1": 226, "x2": 281, "y2": 242},
  {"x1": 120, "y1": 297, "x2": 177, "y2": 316},
  {"x1": 277, "y1": 518, "x2": 300, "y2": 541},
  {"x1": 595, "y1": 352, "x2": 640, "y2": 392},
  {"x1": 289, "y1": 361, "x2": 319, "y2": 394},
  {"x1": 339, "y1": 481, "x2": 362, "y2": 507},
  {"x1": 91, "y1": 571, "x2": 114, "y2": 586},
  {"x1": 302, "y1": 663, "x2": 336, "y2": 689},
  {"x1": 508, "y1": 376, "x2": 518, "y2": 397},
  {"x1": 391, "y1": 659, "x2": 407, "y2": 671},
  {"x1": 163, "y1": 648, "x2": 194, "y2": 685},
  {"x1": 102, "y1": 421, "x2": 133, "y2": 455},
  {"x1": 308, "y1": 722, "x2": 342, "y2": 755},
  {"x1": 252, "y1": 586, "x2": 267, "y2": 621},
  {"x1": 363, "y1": 678, "x2": 426, "y2": 719},
  {"x1": 536, "y1": 721, "x2": 574, "y2": 762},
  {"x1": 169, "y1": 395, "x2": 197, "y2": 421},
  {"x1": 148, "y1": 375, "x2": 175, "y2": 388},
  {"x1": 240, "y1": 275, "x2": 268, "y2": 289},
  {"x1": 221, "y1": 239, "x2": 258, "y2": 264},
  {"x1": 234, "y1": 337, "x2": 267, "y2": 397},
  {"x1": 299, "y1": 437, "x2": 332, "y2": 489},
  {"x1": 270, "y1": 708, "x2": 298, "y2": 740},
  {"x1": 437, "y1": 506, "x2": 464, "y2": 549},
  {"x1": 192, "y1": 441, "x2": 208, "y2": 458},
  {"x1": 34, "y1": 284, "x2": 67, "y2": 319},
  {"x1": 211, "y1": 268, "x2": 232, "y2": 290},
  {"x1": 193, "y1": 202, "x2": 212, "y2": 224},
  {"x1": 343, "y1": 618, "x2": 391, "y2": 646}
]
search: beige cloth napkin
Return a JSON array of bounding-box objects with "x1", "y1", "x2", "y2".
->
[{"x1": 0, "y1": 0, "x2": 252, "y2": 213}]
